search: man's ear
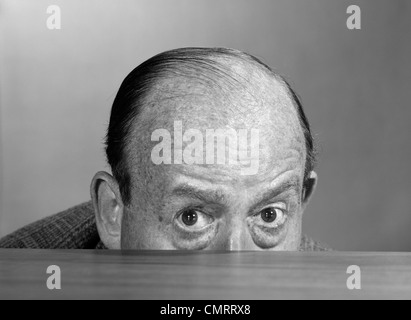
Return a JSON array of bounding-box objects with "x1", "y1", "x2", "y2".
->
[
  {"x1": 302, "y1": 171, "x2": 318, "y2": 210},
  {"x1": 90, "y1": 171, "x2": 124, "y2": 249}
]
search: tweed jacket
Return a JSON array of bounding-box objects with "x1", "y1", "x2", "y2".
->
[{"x1": 0, "y1": 202, "x2": 329, "y2": 251}]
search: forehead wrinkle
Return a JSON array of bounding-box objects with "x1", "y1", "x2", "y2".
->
[
  {"x1": 124, "y1": 59, "x2": 307, "y2": 203},
  {"x1": 166, "y1": 152, "x2": 302, "y2": 191},
  {"x1": 125, "y1": 113, "x2": 305, "y2": 199},
  {"x1": 250, "y1": 175, "x2": 302, "y2": 209},
  {"x1": 162, "y1": 164, "x2": 303, "y2": 213},
  {"x1": 171, "y1": 183, "x2": 229, "y2": 206}
]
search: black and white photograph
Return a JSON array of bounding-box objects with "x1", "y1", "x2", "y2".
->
[{"x1": 0, "y1": 0, "x2": 410, "y2": 302}]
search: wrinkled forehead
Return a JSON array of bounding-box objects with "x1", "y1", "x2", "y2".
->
[{"x1": 126, "y1": 62, "x2": 306, "y2": 187}]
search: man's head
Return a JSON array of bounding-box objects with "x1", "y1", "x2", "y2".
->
[{"x1": 91, "y1": 47, "x2": 317, "y2": 250}]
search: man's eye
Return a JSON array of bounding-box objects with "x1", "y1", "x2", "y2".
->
[
  {"x1": 256, "y1": 206, "x2": 286, "y2": 227},
  {"x1": 178, "y1": 209, "x2": 214, "y2": 230}
]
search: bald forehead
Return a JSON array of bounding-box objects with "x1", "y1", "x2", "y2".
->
[
  {"x1": 139, "y1": 57, "x2": 301, "y2": 132},
  {"x1": 124, "y1": 56, "x2": 306, "y2": 183}
]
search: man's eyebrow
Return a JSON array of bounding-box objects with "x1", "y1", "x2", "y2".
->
[
  {"x1": 171, "y1": 184, "x2": 228, "y2": 205},
  {"x1": 251, "y1": 177, "x2": 301, "y2": 208},
  {"x1": 171, "y1": 177, "x2": 301, "y2": 206}
]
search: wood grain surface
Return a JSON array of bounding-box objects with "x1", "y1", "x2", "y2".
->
[{"x1": 1, "y1": 249, "x2": 411, "y2": 299}]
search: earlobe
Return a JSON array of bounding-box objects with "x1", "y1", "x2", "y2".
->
[
  {"x1": 90, "y1": 171, "x2": 124, "y2": 249},
  {"x1": 302, "y1": 171, "x2": 318, "y2": 207}
]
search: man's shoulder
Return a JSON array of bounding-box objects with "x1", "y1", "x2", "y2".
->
[{"x1": 0, "y1": 201, "x2": 104, "y2": 249}]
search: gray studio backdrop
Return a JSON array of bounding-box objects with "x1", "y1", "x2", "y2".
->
[{"x1": 0, "y1": 0, "x2": 410, "y2": 251}]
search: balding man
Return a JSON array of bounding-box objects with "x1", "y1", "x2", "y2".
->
[{"x1": 0, "y1": 47, "x2": 328, "y2": 251}]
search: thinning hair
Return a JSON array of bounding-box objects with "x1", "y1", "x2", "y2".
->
[{"x1": 105, "y1": 47, "x2": 317, "y2": 205}]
